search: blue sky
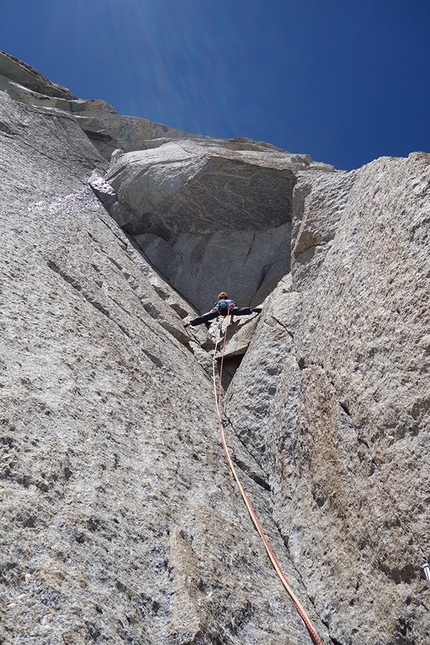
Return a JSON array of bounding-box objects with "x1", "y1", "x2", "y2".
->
[{"x1": 1, "y1": 0, "x2": 429, "y2": 170}]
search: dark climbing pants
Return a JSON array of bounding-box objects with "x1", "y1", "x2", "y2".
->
[{"x1": 189, "y1": 307, "x2": 254, "y2": 327}]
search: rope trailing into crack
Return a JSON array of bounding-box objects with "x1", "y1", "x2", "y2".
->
[{"x1": 212, "y1": 314, "x2": 325, "y2": 645}]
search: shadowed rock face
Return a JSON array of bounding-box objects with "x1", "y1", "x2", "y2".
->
[
  {"x1": 102, "y1": 141, "x2": 298, "y2": 311},
  {"x1": 106, "y1": 144, "x2": 295, "y2": 237},
  {"x1": 91, "y1": 140, "x2": 333, "y2": 312},
  {"x1": 1, "y1": 51, "x2": 429, "y2": 645}
]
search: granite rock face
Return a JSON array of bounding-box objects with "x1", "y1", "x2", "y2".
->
[
  {"x1": 1, "y1": 51, "x2": 429, "y2": 645},
  {"x1": 227, "y1": 154, "x2": 430, "y2": 644},
  {"x1": 0, "y1": 52, "x2": 325, "y2": 645},
  {"x1": 99, "y1": 141, "x2": 299, "y2": 312},
  {"x1": 96, "y1": 141, "x2": 333, "y2": 313}
]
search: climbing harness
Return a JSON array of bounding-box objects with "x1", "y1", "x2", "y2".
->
[{"x1": 211, "y1": 314, "x2": 325, "y2": 645}]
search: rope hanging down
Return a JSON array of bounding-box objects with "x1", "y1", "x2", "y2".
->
[{"x1": 212, "y1": 315, "x2": 325, "y2": 645}]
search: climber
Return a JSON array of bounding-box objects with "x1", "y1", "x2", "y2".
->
[{"x1": 184, "y1": 292, "x2": 262, "y2": 328}]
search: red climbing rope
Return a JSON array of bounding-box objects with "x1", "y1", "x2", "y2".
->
[{"x1": 212, "y1": 317, "x2": 324, "y2": 645}]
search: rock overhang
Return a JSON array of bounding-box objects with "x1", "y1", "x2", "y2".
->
[
  {"x1": 105, "y1": 141, "x2": 297, "y2": 236},
  {"x1": 97, "y1": 140, "x2": 308, "y2": 311}
]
